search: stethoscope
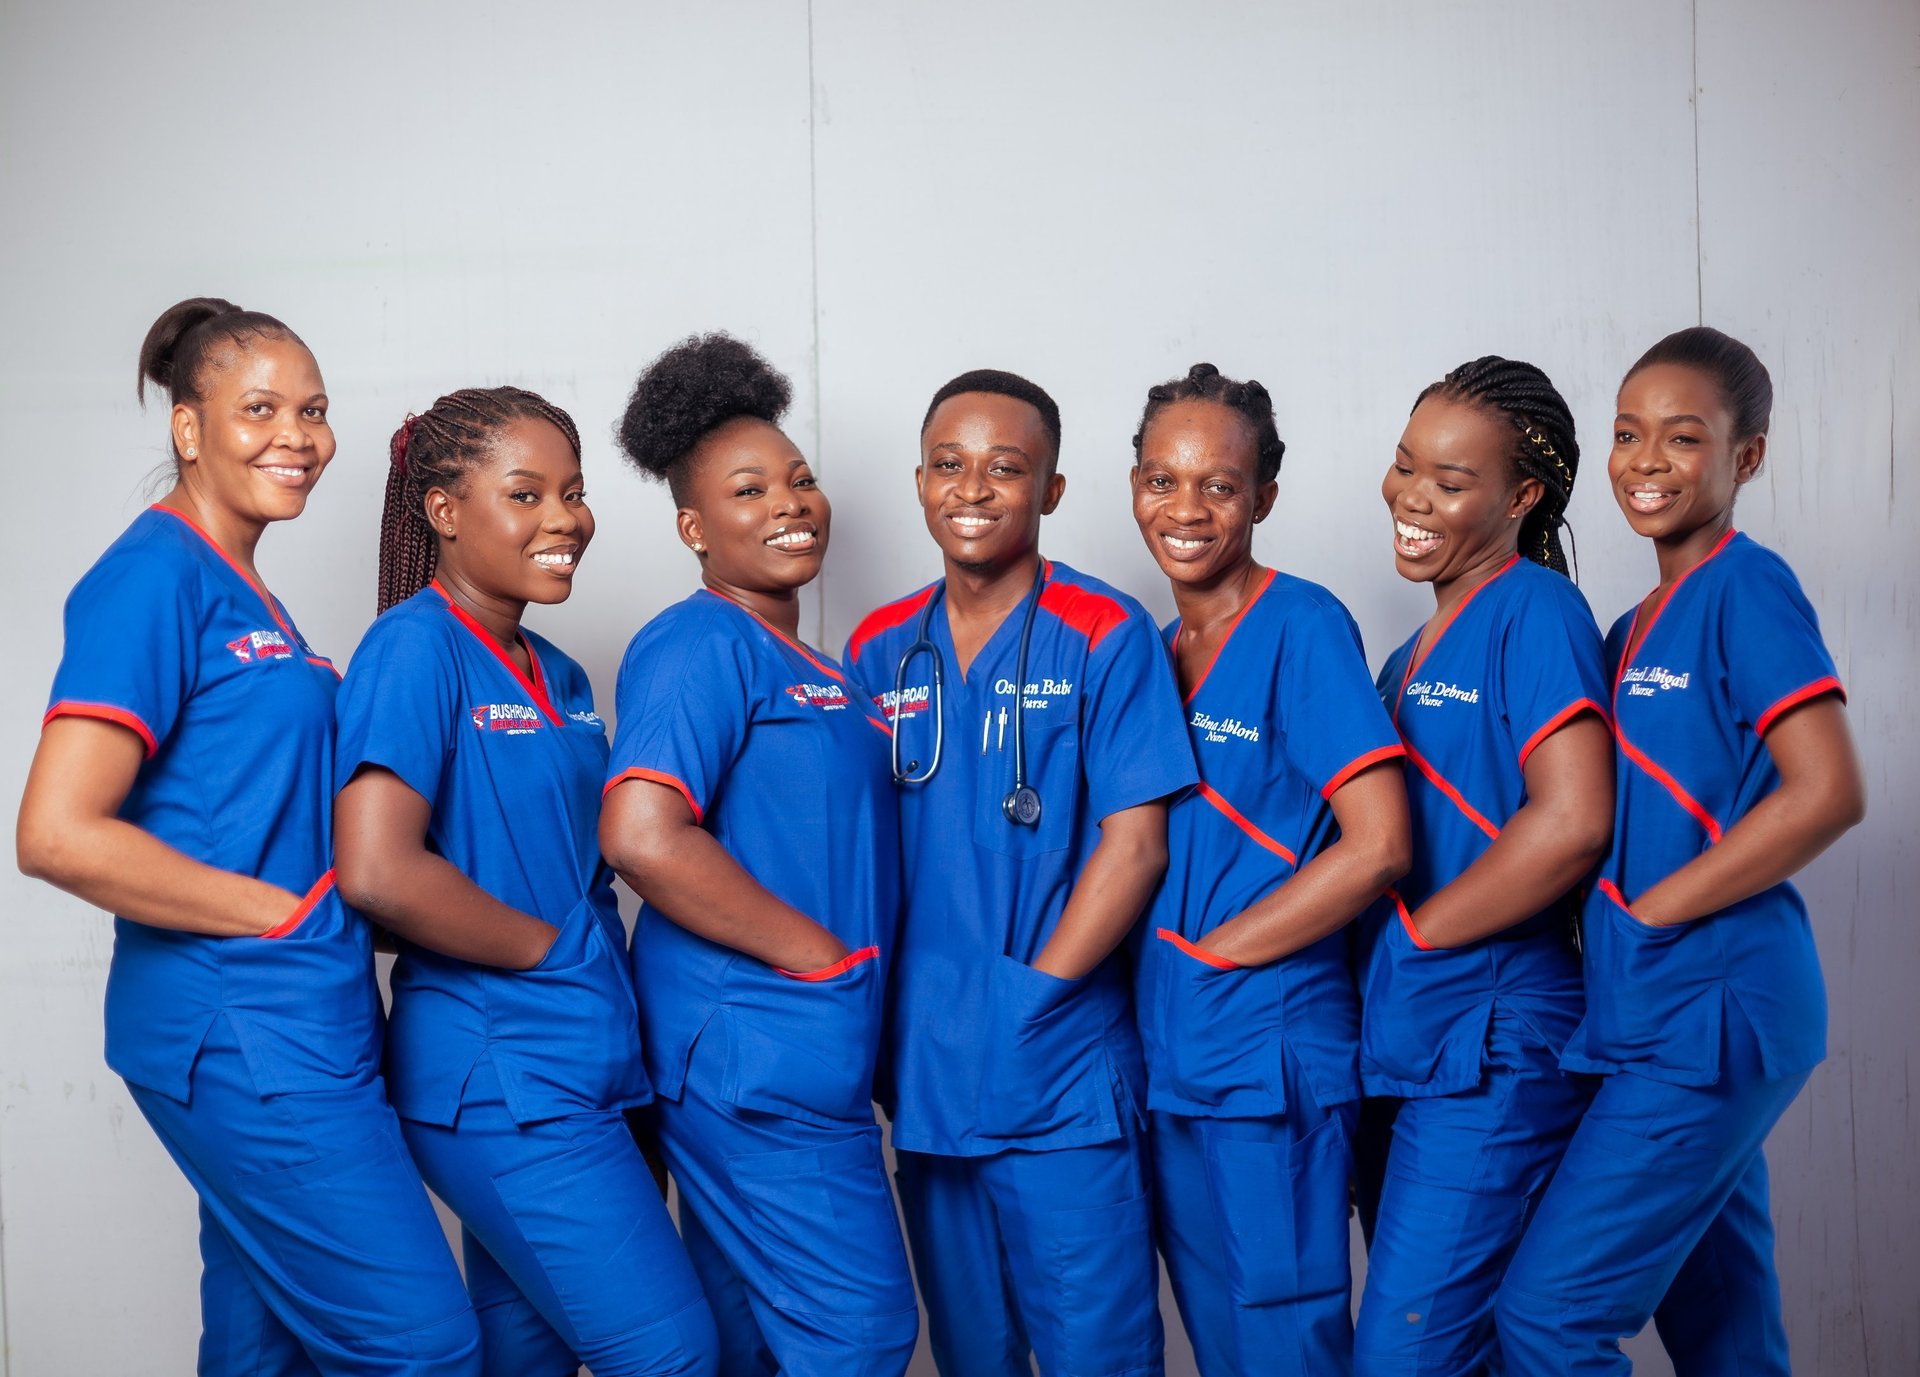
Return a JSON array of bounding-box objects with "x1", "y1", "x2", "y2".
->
[{"x1": 890, "y1": 559, "x2": 1046, "y2": 827}]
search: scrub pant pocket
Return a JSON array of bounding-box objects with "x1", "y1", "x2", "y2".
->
[
  {"x1": 1151, "y1": 1105, "x2": 1357, "y2": 1377},
  {"x1": 126, "y1": 1016, "x2": 479, "y2": 1377},
  {"x1": 1495, "y1": 1017, "x2": 1809, "y2": 1377},
  {"x1": 401, "y1": 1058, "x2": 718, "y2": 1377}
]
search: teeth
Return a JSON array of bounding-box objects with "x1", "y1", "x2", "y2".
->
[
  {"x1": 950, "y1": 514, "x2": 994, "y2": 532},
  {"x1": 1395, "y1": 520, "x2": 1440, "y2": 541},
  {"x1": 261, "y1": 466, "x2": 305, "y2": 479},
  {"x1": 534, "y1": 551, "x2": 574, "y2": 567},
  {"x1": 1164, "y1": 535, "x2": 1208, "y2": 551},
  {"x1": 765, "y1": 529, "x2": 815, "y2": 549}
]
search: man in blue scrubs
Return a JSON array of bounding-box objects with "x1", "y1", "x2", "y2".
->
[{"x1": 844, "y1": 370, "x2": 1196, "y2": 1376}]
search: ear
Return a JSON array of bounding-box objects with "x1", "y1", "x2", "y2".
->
[
  {"x1": 1252, "y1": 478, "x2": 1279, "y2": 525},
  {"x1": 171, "y1": 403, "x2": 199, "y2": 465},
  {"x1": 1127, "y1": 463, "x2": 1140, "y2": 495},
  {"x1": 1040, "y1": 469, "x2": 1066, "y2": 516},
  {"x1": 913, "y1": 461, "x2": 928, "y2": 506},
  {"x1": 1734, "y1": 433, "x2": 1767, "y2": 485},
  {"x1": 422, "y1": 485, "x2": 458, "y2": 541},
  {"x1": 675, "y1": 507, "x2": 706, "y2": 556},
  {"x1": 1509, "y1": 474, "x2": 1545, "y2": 521}
]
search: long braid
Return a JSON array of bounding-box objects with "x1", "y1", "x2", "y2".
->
[
  {"x1": 1415, "y1": 356, "x2": 1581, "y2": 577},
  {"x1": 377, "y1": 386, "x2": 582, "y2": 613}
]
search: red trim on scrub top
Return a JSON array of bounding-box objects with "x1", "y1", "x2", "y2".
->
[
  {"x1": 704, "y1": 591, "x2": 846, "y2": 682},
  {"x1": 1389, "y1": 888, "x2": 1434, "y2": 950},
  {"x1": 779, "y1": 945, "x2": 880, "y2": 980},
  {"x1": 1610, "y1": 530, "x2": 1738, "y2": 844},
  {"x1": 1403, "y1": 747, "x2": 1502, "y2": 841},
  {"x1": 43, "y1": 701, "x2": 160, "y2": 758},
  {"x1": 151, "y1": 504, "x2": 300, "y2": 643},
  {"x1": 847, "y1": 584, "x2": 937, "y2": 665},
  {"x1": 864, "y1": 714, "x2": 893, "y2": 737},
  {"x1": 1595, "y1": 877, "x2": 1636, "y2": 915},
  {"x1": 1321, "y1": 743, "x2": 1408, "y2": 800},
  {"x1": 430, "y1": 581, "x2": 563, "y2": 728},
  {"x1": 1038, "y1": 571, "x2": 1129, "y2": 652},
  {"x1": 1174, "y1": 567, "x2": 1275, "y2": 704},
  {"x1": 1155, "y1": 927, "x2": 1240, "y2": 970},
  {"x1": 1755, "y1": 676, "x2": 1845, "y2": 737},
  {"x1": 1196, "y1": 783, "x2": 1299, "y2": 866},
  {"x1": 262, "y1": 869, "x2": 335, "y2": 939},
  {"x1": 603, "y1": 767, "x2": 704, "y2": 825},
  {"x1": 1518, "y1": 698, "x2": 1606, "y2": 768}
]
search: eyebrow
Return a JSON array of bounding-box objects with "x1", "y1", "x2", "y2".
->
[
  {"x1": 1397, "y1": 442, "x2": 1478, "y2": 476},
  {"x1": 1616, "y1": 412, "x2": 1710, "y2": 427},
  {"x1": 930, "y1": 442, "x2": 1031, "y2": 460}
]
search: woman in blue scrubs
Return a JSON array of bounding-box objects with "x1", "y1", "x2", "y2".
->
[
  {"x1": 598, "y1": 334, "x2": 918, "y2": 1377},
  {"x1": 1352, "y1": 356, "x2": 1616, "y2": 1376},
  {"x1": 17, "y1": 298, "x2": 480, "y2": 1375},
  {"x1": 1497, "y1": 328, "x2": 1864, "y2": 1376},
  {"x1": 1129, "y1": 363, "x2": 1412, "y2": 1376},
  {"x1": 332, "y1": 387, "x2": 717, "y2": 1377}
]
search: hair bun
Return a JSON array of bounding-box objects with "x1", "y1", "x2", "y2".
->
[
  {"x1": 1185, "y1": 362, "x2": 1221, "y2": 386},
  {"x1": 137, "y1": 296, "x2": 244, "y2": 402}
]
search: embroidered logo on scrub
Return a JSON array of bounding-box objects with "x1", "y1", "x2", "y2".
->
[
  {"x1": 873, "y1": 684, "x2": 931, "y2": 720},
  {"x1": 225, "y1": 629, "x2": 295, "y2": 663},
  {"x1": 1620, "y1": 666, "x2": 1691, "y2": 698},
  {"x1": 1190, "y1": 709, "x2": 1260, "y2": 745},
  {"x1": 785, "y1": 683, "x2": 851, "y2": 710},
  {"x1": 1405, "y1": 679, "x2": 1480, "y2": 709},
  {"x1": 568, "y1": 709, "x2": 604, "y2": 728},
  {"x1": 470, "y1": 703, "x2": 543, "y2": 734}
]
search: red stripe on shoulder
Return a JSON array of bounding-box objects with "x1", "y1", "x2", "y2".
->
[
  {"x1": 1038, "y1": 581, "x2": 1129, "y2": 651},
  {"x1": 847, "y1": 587, "x2": 937, "y2": 665},
  {"x1": 43, "y1": 701, "x2": 160, "y2": 758},
  {"x1": 1755, "y1": 676, "x2": 1845, "y2": 737}
]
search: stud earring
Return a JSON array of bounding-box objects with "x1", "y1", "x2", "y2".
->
[
  {"x1": 186, "y1": 447, "x2": 197, "y2": 458},
  {"x1": 693, "y1": 542, "x2": 705, "y2": 553}
]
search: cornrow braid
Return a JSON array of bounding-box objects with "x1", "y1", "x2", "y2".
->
[
  {"x1": 1415, "y1": 356, "x2": 1581, "y2": 576},
  {"x1": 1132, "y1": 361, "x2": 1287, "y2": 484},
  {"x1": 377, "y1": 386, "x2": 582, "y2": 613}
]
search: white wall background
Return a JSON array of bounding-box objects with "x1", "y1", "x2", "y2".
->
[{"x1": 2, "y1": 2, "x2": 1914, "y2": 1372}]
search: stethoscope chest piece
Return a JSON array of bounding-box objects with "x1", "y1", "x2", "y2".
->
[{"x1": 1002, "y1": 784, "x2": 1043, "y2": 828}]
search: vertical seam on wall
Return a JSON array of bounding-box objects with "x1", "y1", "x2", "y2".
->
[
  {"x1": 1691, "y1": 0, "x2": 1704, "y2": 324},
  {"x1": 805, "y1": 0, "x2": 827, "y2": 646}
]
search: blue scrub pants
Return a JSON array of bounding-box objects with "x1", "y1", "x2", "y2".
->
[
  {"x1": 1495, "y1": 1013, "x2": 1808, "y2": 1376},
  {"x1": 401, "y1": 1057, "x2": 718, "y2": 1377},
  {"x1": 1149, "y1": 1039, "x2": 1358, "y2": 1377},
  {"x1": 1353, "y1": 1012, "x2": 1593, "y2": 1377},
  {"x1": 126, "y1": 1015, "x2": 480, "y2": 1377},
  {"x1": 651, "y1": 1030, "x2": 919, "y2": 1377},
  {"x1": 894, "y1": 1128, "x2": 1165, "y2": 1377}
]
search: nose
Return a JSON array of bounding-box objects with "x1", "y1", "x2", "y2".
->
[
  {"x1": 772, "y1": 482, "x2": 809, "y2": 519},
  {"x1": 956, "y1": 463, "x2": 991, "y2": 504},
  {"x1": 1165, "y1": 481, "x2": 1208, "y2": 526},
  {"x1": 542, "y1": 496, "x2": 580, "y2": 532}
]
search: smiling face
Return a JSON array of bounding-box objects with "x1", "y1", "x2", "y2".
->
[
  {"x1": 917, "y1": 391, "x2": 1064, "y2": 575},
  {"x1": 678, "y1": 416, "x2": 829, "y2": 597},
  {"x1": 1131, "y1": 398, "x2": 1276, "y2": 589},
  {"x1": 172, "y1": 335, "x2": 335, "y2": 527},
  {"x1": 1381, "y1": 395, "x2": 1540, "y2": 587},
  {"x1": 1610, "y1": 361, "x2": 1764, "y2": 547},
  {"x1": 427, "y1": 416, "x2": 591, "y2": 607}
]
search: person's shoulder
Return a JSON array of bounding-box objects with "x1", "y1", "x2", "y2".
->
[
  {"x1": 1502, "y1": 557, "x2": 1599, "y2": 626},
  {"x1": 1265, "y1": 568, "x2": 1360, "y2": 631},
  {"x1": 1040, "y1": 561, "x2": 1151, "y2": 651},
  {"x1": 1717, "y1": 530, "x2": 1802, "y2": 587},
  {"x1": 846, "y1": 580, "x2": 941, "y2": 666},
  {"x1": 72, "y1": 508, "x2": 204, "y2": 599},
  {"x1": 349, "y1": 588, "x2": 459, "y2": 670}
]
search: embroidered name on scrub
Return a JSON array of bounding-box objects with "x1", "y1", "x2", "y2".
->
[
  {"x1": 993, "y1": 677, "x2": 1074, "y2": 710},
  {"x1": 1620, "y1": 665, "x2": 1691, "y2": 696},
  {"x1": 1189, "y1": 710, "x2": 1260, "y2": 745},
  {"x1": 471, "y1": 702, "x2": 543, "y2": 734},
  {"x1": 1404, "y1": 679, "x2": 1482, "y2": 708}
]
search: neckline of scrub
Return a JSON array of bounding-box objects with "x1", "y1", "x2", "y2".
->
[
  {"x1": 1613, "y1": 528, "x2": 1740, "y2": 705},
  {"x1": 1394, "y1": 553, "x2": 1520, "y2": 723},
  {"x1": 700, "y1": 588, "x2": 845, "y2": 683},
  {"x1": 1173, "y1": 565, "x2": 1276, "y2": 705},
  {"x1": 429, "y1": 580, "x2": 561, "y2": 727}
]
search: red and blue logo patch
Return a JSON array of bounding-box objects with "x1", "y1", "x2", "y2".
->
[
  {"x1": 470, "y1": 703, "x2": 543, "y2": 734},
  {"x1": 226, "y1": 629, "x2": 296, "y2": 663}
]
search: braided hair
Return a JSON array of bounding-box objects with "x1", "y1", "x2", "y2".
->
[
  {"x1": 1415, "y1": 356, "x2": 1580, "y2": 576},
  {"x1": 617, "y1": 334, "x2": 791, "y2": 503},
  {"x1": 138, "y1": 297, "x2": 303, "y2": 462},
  {"x1": 378, "y1": 387, "x2": 582, "y2": 613},
  {"x1": 1131, "y1": 362, "x2": 1286, "y2": 484}
]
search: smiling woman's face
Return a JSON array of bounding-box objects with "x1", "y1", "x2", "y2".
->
[
  {"x1": 429, "y1": 416, "x2": 592, "y2": 607},
  {"x1": 678, "y1": 416, "x2": 830, "y2": 596},
  {"x1": 1381, "y1": 395, "x2": 1538, "y2": 587},
  {"x1": 175, "y1": 335, "x2": 335, "y2": 527},
  {"x1": 1610, "y1": 361, "x2": 1763, "y2": 545}
]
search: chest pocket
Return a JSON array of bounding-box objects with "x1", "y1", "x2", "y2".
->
[{"x1": 972, "y1": 701, "x2": 1075, "y2": 859}]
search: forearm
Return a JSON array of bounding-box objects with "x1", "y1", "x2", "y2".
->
[
  {"x1": 19, "y1": 815, "x2": 293, "y2": 937},
  {"x1": 339, "y1": 848, "x2": 556, "y2": 970},
  {"x1": 1200, "y1": 833, "x2": 1407, "y2": 967},
  {"x1": 1411, "y1": 805, "x2": 1605, "y2": 948},
  {"x1": 1629, "y1": 784, "x2": 1860, "y2": 927},
  {"x1": 1032, "y1": 823, "x2": 1168, "y2": 980},
  {"x1": 608, "y1": 825, "x2": 847, "y2": 973}
]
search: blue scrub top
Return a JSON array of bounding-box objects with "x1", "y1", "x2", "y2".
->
[
  {"x1": 1355, "y1": 555, "x2": 1608, "y2": 1099},
  {"x1": 334, "y1": 582, "x2": 648, "y2": 1127},
  {"x1": 844, "y1": 560, "x2": 1198, "y2": 1156},
  {"x1": 1140, "y1": 569, "x2": 1405, "y2": 1119},
  {"x1": 44, "y1": 505, "x2": 379, "y2": 1103},
  {"x1": 1564, "y1": 531, "x2": 1842, "y2": 1087},
  {"x1": 606, "y1": 589, "x2": 899, "y2": 1130}
]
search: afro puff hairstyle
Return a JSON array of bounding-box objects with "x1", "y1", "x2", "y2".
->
[{"x1": 617, "y1": 333, "x2": 792, "y2": 503}]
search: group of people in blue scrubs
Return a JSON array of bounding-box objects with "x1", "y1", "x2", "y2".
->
[{"x1": 18, "y1": 296, "x2": 1863, "y2": 1377}]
